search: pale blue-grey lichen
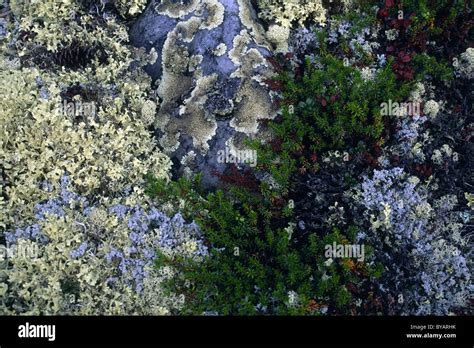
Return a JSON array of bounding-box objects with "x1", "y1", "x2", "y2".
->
[{"x1": 354, "y1": 168, "x2": 473, "y2": 315}]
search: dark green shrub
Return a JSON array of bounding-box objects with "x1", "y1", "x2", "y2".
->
[
  {"x1": 252, "y1": 48, "x2": 412, "y2": 197},
  {"x1": 147, "y1": 175, "x2": 382, "y2": 315}
]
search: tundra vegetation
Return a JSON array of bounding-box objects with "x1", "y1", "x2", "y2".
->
[{"x1": 0, "y1": 0, "x2": 472, "y2": 315}]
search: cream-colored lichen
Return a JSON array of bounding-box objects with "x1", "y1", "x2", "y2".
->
[
  {"x1": 0, "y1": 0, "x2": 192, "y2": 316},
  {"x1": 423, "y1": 99, "x2": 440, "y2": 117},
  {"x1": 410, "y1": 82, "x2": 426, "y2": 102},
  {"x1": 189, "y1": 54, "x2": 204, "y2": 72},
  {"x1": 141, "y1": 100, "x2": 158, "y2": 126},
  {"x1": 237, "y1": 0, "x2": 270, "y2": 47},
  {"x1": 231, "y1": 80, "x2": 275, "y2": 134},
  {"x1": 200, "y1": 0, "x2": 225, "y2": 30},
  {"x1": 213, "y1": 43, "x2": 227, "y2": 56},
  {"x1": 170, "y1": 73, "x2": 219, "y2": 151},
  {"x1": 176, "y1": 17, "x2": 203, "y2": 43},
  {"x1": 228, "y1": 31, "x2": 276, "y2": 134},
  {"x1": 116, "y1": 0, "x2": 148, "y2": 17},
  {"x1": 0, "y1": 65, "x2": 171, "y2": 220},
  {"x1": 155, "y1": 0, "x2": 200, "y2": 18},
  {"x1": 257, "y1": 0, "x2": 327, "y2": 28},
  {"x1": 454, "y1": 47, "x2": 474, "y2": 79},
  {"x1": 9, "y1": 0, "x2": 81, "y2": 52},
  {"x1": 265, "y1": 24, "x2": 290, "y2": 53},
  {"x1": 1, "y1": 198, "x2": 204, "y2": 315}
]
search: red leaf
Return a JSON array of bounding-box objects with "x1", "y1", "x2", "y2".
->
[
  {"x1": 266, "y1": 56, "x2": 284, "y2": 73},
  {"x1": 378, "y1": 8, "x2": 389, "y2": 18},
  {"x1": 263, "y1": 78, "x2": 283, "y2": 91},
  {"x1": 284, "y1": 52, "x2": 294, "y2": 61},
  {"x1": 398, "y1": 51, "x2": 411, "y2": 63}
]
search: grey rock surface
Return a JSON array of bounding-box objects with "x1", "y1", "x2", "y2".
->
[{"x1": 130, "y1": 0, "x2": 277, "y2": 187}]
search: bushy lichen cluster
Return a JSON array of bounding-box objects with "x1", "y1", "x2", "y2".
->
[
  {"x1": 1, "y1": 0, "x2": 172, "y2": 219},
  {"x1": 257, "y1": 0, "x2": 328, "y2": 28},
  {"x1": 454, "y1": 47, "x2": 474, "y2": 79},
  {"x1": 0, "y1": 64, "x2": 170, "y2": 220},
  {"x1": 2, "y1": 176, "x2": 207, "y2": 314},
  {"x1": 353, "y1": 168, "x2": 472, "y2": 314},
  {"x1": 0, "y1": 0, "x2": 200, "y2": 315}
]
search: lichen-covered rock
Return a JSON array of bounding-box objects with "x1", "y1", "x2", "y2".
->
[{"x1": 130, "y1": 0, "x2": 278, "y2": 186}]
